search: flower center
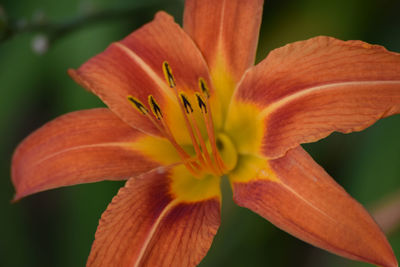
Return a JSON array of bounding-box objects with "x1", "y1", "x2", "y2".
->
[{"x1": 127, "y1": 61, "x2": 232, "y2": 178}]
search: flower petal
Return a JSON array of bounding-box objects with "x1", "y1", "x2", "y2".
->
[
  {"x1": 230, "y1": 147, "x2": 397, "y2": 267},
  {"x1": 233, "y1": 36, "x2": 400, "y2": 158},
  {"x1": 184, "y1": 0, "x2": 263, "y2": 120},
  {"x1": 88, "y1": 167, "x2": 221, "y2": 267},
  {"x1": 184, "y1": 0, "x2": 263, "y2": 80},
  {"x1": 69, "y1": 12, "x2": 215, "y2": 140},
  {"x1": 12, "y1": 108, "x2": 160, "y2": 200}
]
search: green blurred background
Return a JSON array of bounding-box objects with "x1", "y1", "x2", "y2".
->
[{"x1": 1, "y1": 0, "x2": 399, "y2": 266}]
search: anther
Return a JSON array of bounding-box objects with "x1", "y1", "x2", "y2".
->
[
  {"x1": 180, "y1": 93, "x2": 194, "y2": 114},
  {"x1": 199, "y1": 78, "x2": 210, "y2": 98},
  {"x1": 127, "y1": 96, "x2": 148, "y2": 115},
  {"x1": 196, "y1": 93, "x2": 207, "y2": 113},
  {"x1": 148, "y1": 95, "x2": 163, "y2": 120},
  {"x1": 162, "y1": 61, "x2": 176, "y2": 88}
]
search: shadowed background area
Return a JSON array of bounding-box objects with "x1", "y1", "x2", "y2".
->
[{"x1": 1, "y1": 0, "x2": 399, "y2": 266}]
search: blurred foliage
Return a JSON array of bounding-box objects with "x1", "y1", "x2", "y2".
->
[{"x1": 1, "y1": 0, "x2": 399, "y2": 266}]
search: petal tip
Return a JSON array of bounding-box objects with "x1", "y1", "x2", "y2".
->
[
  {"x1": 365, "y1": 243, "x2": 397, "y2": 267},
  {"x1": 68, "y1": 68, "x2": 91, "y2": 92},
  {"x1": 154, "y1": 11, "x2": 174, "y2": 22},
  {"x1": 11, "y1": 194, "x2": 20, "y2": 203},
  {"x1": 11, "y1": 187, "x2": 33, "y2": 202},
  {"x1": 384, "y1": 253, "x2": 398, "y2": 267},
  {"x1": 67, "y1": 68, "x2": 76, "y2": 76},
  {"x1": 67, "y1": 68, "x2": 80, "y2": 83}
]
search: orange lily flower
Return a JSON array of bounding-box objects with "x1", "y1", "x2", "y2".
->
[{"x1": 11, "y1": 0, "x2": 400, "y2": 266}]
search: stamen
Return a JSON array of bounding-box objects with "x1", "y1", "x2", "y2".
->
[
  {"x1": 129, "y1": 62, "x2": 227, "y2": 177},
  {"x1": 197, "y1": 79, "x2": 227, "y2": 173},
  {"x1": 178, "y1": 92, "x2": 211, "y2": 169},
  {"x1": 128, "y1": 95, "x2": 167, "y2": 134},
  {"x1": 180, "y1": 92, "x2": 218, "y2": 174},
  {"x1": 196, "y1": 93, "x2": 207, "y2": 113},
  {"x1": 162, "y1": 61, "x2": 210, "y2": 173},
  {"x1": 148, "y1": 95, "x2": 163, "y2": 120},
  {"x1": 127, "y1": 96, "x2": 149, "y2": 115},
  {"x1": 162, "y1": 61, "x2": 176, "y2": 88},
  {"x1": 149, "y1": 96, "x2": 202, "y2": 173},
  {"x1": 179, "y1": 93, "x2": 194, "y2": 114},
  {"x1": 199, "y1": 78, "x2": 210, "y2": 98}
]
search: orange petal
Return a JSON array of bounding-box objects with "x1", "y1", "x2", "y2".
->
[
  {"x1": 69, "y1": 12, "x2": 213, "y2": 137},
  {"x1": 12, "y1": 108, "x2": 159, "y2": 201},
  {"x1": 88, "y1": 168, "x2": 220, "y2": 267},
  {"x1": 184, "y1": 0, "x2": 263, "y2": 121},
  {"x1": 184, "y1": 0, "x2": 263, "y2": 81},
  {"x1": 230, "y1": 147, "x2": 397, "y2": 267},
  {"x1": 234, "y1": 36, "x2": 400, "y2": 158}
]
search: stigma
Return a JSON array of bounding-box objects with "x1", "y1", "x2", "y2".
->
[{"x1": 127, "y1": 61, "x2": 227, "y2": 177}]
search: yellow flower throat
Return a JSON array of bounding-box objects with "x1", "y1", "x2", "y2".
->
[{"x1": 127, "y1": 61, "x2": 237, "y2": 178}]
